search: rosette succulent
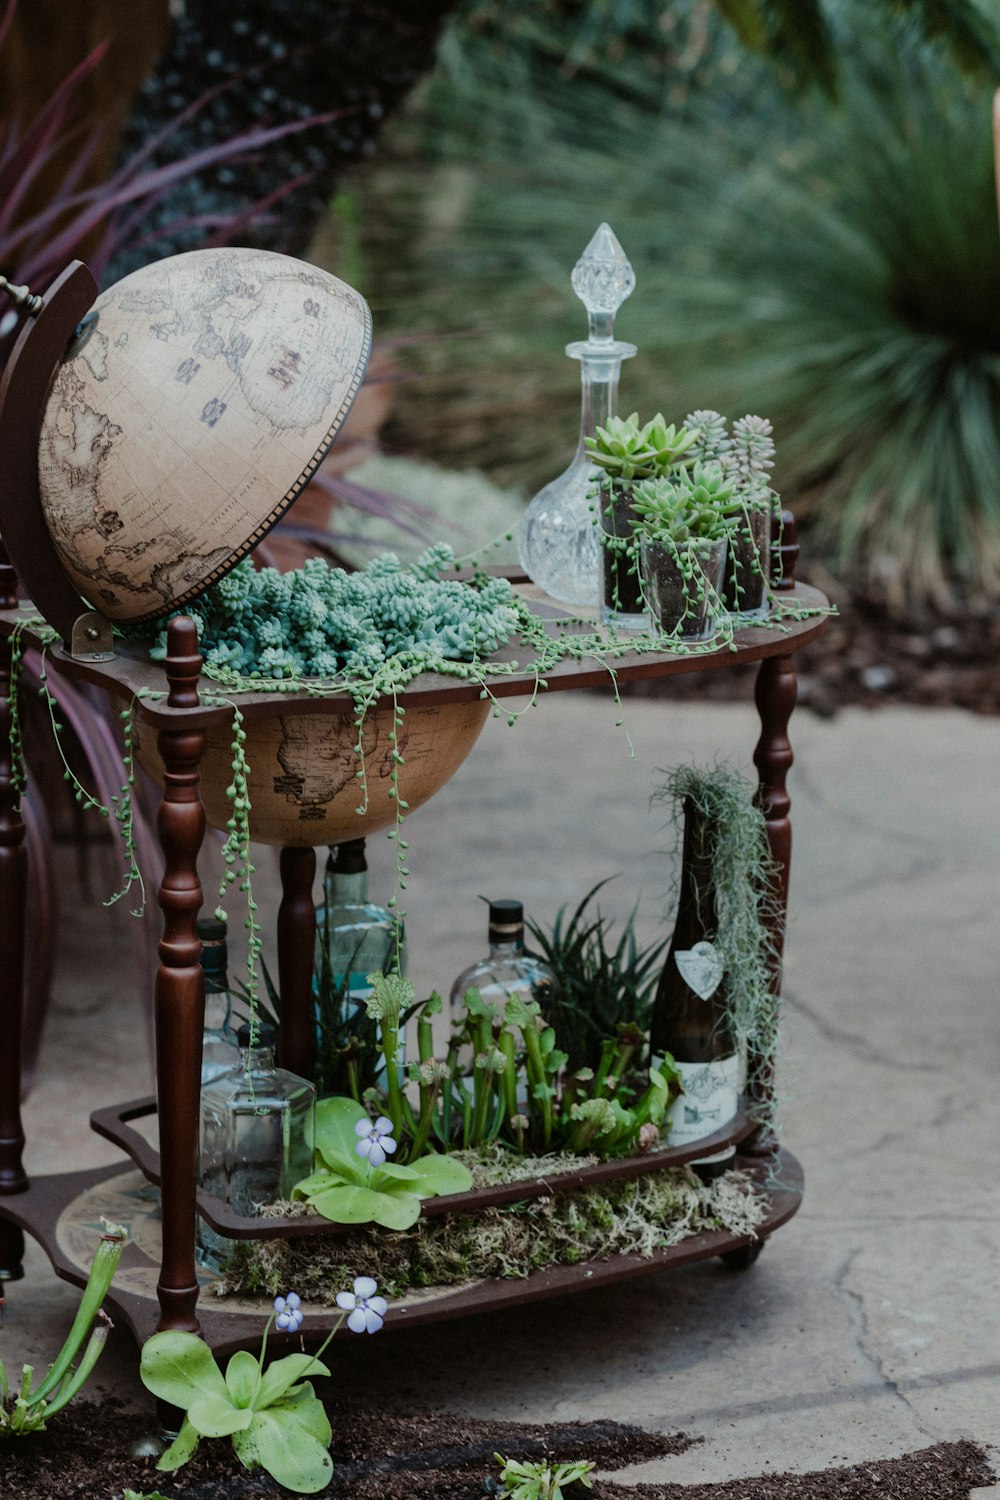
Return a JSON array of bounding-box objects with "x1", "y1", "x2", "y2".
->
[
  {"x1": 630, "y1": 466, "x2": 732, "y2": 545},
  {"x1": 584, "y1": 412, "x2": 700, "y2": 483}
]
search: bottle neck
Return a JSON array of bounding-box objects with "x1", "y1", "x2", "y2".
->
[
  {"x1": 201, "y1": 933, "x2": 230, "y2": 995},
  {"x1": 325, "y1": 869, "x2": 369, "y2": 905},
  {"x1": 239, "y1": 1045, "x2": 276, "y2": 1075},
  {"x1": 565, "y1": 338, "x2": 636, "y2": 456},
  {"x1": 676, "y1": 801, "x2": 717, "y2": 939},
  {"x1": 488, "y1": 937, "x2": 524, "y2": 958},
  {"x1": 203, "y1": 968, "x2": 230, "y2": 996}
]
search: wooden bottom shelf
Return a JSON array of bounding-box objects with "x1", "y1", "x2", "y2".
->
[{"x1": 0, "y1": 1149, "x2": 803, "y2": 1356}]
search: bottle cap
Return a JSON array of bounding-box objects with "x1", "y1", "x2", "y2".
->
[
  {"x1": 237, "y1": 1020, "x2": 276, "y2": 1049},
  {"x1": 488, "y1": 899, "x2": 524, "y2": 939},
  {"x1": 332, "y1": 838, "x2": 367, "y2": 875},
  {"x1": 197, "y1": 916, "x2": 227, "y2": 941}
]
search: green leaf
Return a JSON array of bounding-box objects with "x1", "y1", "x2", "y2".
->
[
  {"x1": 256, "y1": 1352, "x2": 331, "y2": 1409},
  {"x1": 232, "y1": 1407, "x2": 334, "y2": 1493},
  {"x1": 370, "y1": 1161, "x2": 420, "y2": 1183},
  {"x1": 278, "y1": 1381, "x2": 333, "y2": 1445},
  {"x1": 406, "y1": 1152, "x2": 474, "y2": 1196},
  {"x1": 306, "y1": 1183, "x2": 389, "y2": 1223},
  {"x1": 187, "y1": 1391, "x2": 254, "y2": 1437},
  {"x1": 314, "y1": 1095, "x2": 368, "y2": 1166},
  {"x1": 368, "y1": 1191, "x2": 423, "y2": 1229},
  {"x1": 140, "y1": 1331, "x2": 228, "y2": 1409},
  {"x1": 292, "y1": 1166, "x2": 354, "y2": 1197},
  {"x1": 156, "y1": 1416, "x2": 201, "y2": 1471},
  {"x1": 224, "y1": 1350, "x2": 261, "y2": 1410}
]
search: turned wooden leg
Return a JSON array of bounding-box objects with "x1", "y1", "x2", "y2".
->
[
  {"x1": 747, "y1": 651, "x2": 797, "y2": 1157},
  {"x1": 0, "y1": 542, "x2": 27, "y2": 1282},
  {"x1": 154, "y1": 618, "x2": 206, "y2": 1333},
  {"x1": 277, "y1": 846, "x2": 317, "y2": 1080}
]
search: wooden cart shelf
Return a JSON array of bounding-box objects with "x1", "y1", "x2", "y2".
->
[
  {"x1": 90, "y1": 1095, "x2": 762, "y2": 1236},
  {"x1": 0, "y1": 560, "x2": 827, "y2": 1347},
  {"x1": 0, "y1": 1148, "x2": 804, "y2": 1358}
]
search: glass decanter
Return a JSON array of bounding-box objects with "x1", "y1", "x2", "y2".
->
[{"x1": 516, "y1": 223, "x2": 637, "y2": 605}]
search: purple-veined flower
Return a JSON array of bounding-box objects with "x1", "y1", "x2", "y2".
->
[
  {"x1": 336, "y1": 1275, "x2": 387, "y2": 1334},
  {"x1": 274, "y1": 1291, "x2": 304, "y2": 1332},
  {"x1": 355, "y1": 1115, "x2": 397, "y2": 1168}
]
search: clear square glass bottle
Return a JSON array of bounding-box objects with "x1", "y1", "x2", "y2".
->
[{"x1": 197, "y1": 1019, "x2": 316, "y2": 1272}]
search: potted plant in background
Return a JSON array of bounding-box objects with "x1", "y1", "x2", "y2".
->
[
  {"x1": 630, "y1": 465, "x2": 730, "y2": 640},
  {"x1": 584, "y1": 413, "x2": 699, "y2": 628}
]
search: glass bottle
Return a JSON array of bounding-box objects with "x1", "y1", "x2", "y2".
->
[
  {"x1": 197, "y1": 915, "x2": 240, "y2": 1085},
  {"x1": 449, "y1": 900, "x2": 555, "y2": 1078},
  {"x1": 315, "y1": 837, "x2": 406, "y2": 1086},
  {"x1": 197, "y1": 1019, "x2": 316, "y2": 1272},
  {"x1": 649, "y1": 800, "x2": 739, "y2": 1180},
  {"x1": 516, "y1": 223, "x2": 637, "y2": 606},
  {"x1": 314, "y1": 837, "x2": 406, "y2": 999}
]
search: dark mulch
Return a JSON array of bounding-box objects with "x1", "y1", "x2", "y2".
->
[
  {"x1": 623, "y1": 569, "x2": 1000, "y2": 718},
  {"x1": 0, "y1": 1397, "x2": 992, "y2": 1500}
]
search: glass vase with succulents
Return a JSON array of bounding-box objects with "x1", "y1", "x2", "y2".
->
[
  {"x1": 583, "y1": 413, "x2": 700, "y2": 627},
  {"x1": 683, "y1": 410, "x2": 777, "y2": 618},
  {"x1": 630, "y1": 467, "x2": 731, "y2": 641}
]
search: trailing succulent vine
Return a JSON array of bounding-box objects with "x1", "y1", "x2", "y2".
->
[{"x1": 5, "y1": 616, "x2": 157, "y2": 917}]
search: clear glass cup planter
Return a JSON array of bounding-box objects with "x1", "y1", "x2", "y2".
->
[
  {"x1": 599, "y1": 481, "x2": 647, "y2": 630},
  {"x1": 640, "y1": 534, "x2": 728, "y2": 641},
  {"x1": 722, "y1": 503, "x2": 771, "y2": 618}
]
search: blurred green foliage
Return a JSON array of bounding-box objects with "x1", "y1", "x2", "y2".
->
[{"x1": 346, "y1": 0, "x2": 1000, "y2": 605}]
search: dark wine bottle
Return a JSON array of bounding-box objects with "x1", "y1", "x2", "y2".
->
[{"x1": 650, "y1": 797, "x2": 739, "y2": 1180}]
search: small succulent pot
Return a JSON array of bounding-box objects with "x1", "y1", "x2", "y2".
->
[
  {"x1": 640, "y1": 534, "x2": 728, "y2": 641},
  {"x1": 598, "y1": 482, "x2": 647, "y2": 630},
  {"x1": 722, "y1": 502, "x2": 770, "y2": 617}
]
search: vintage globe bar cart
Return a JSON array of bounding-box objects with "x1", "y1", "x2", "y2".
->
[{"x1": 0, "y1": 256, "x2": 829, "y2": 1354}]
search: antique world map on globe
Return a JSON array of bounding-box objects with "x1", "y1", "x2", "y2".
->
[{"x1": 37, "y1": 246, "x2": 371, "y2": 624}]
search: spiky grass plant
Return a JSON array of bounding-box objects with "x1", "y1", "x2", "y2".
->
[
  {"x1": 660, "y1": 14, "x2": 1000, "y2": 607},
  {"x1": 525, "y1": 883, "x2": 668, "y2": 1073}
]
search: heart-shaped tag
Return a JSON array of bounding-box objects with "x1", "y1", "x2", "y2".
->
[{"x1": 674, "y1": 940, "x2": 723, "y2": 1001}]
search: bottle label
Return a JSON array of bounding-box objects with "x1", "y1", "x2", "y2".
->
[
  {"x1": 668, "y1": 1054, "x2": 740, "y2": 1148},
  {"x1": 674, "y1": 941, "x2": 724, "y2": 1000}
]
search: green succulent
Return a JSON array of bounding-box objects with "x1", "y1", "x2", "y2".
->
[
  {"x1": 630, "y1": 466, "x2": 732, "y2": 545},
  {"x1": 584, "y1": 412, "x2": 700, "y2": 482},
  {"x1": 494, "y1": 1454, "x2": 596, "y2": 1500}
]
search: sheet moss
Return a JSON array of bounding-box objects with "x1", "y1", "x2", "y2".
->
[{"x1": 209, "y1": 1164, "x2": 765, "y2": 1304}]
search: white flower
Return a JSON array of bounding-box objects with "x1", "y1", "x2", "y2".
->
[
  {"x1": 273, "y1": 1291, "x2": 304, "y2": 1332},
  {"x1": 336, "y1": 1276, "x2": 387, "y2": 1334},
  {"x1": 355, "y1": 1115, "x2": 397, "y2": 1168}
]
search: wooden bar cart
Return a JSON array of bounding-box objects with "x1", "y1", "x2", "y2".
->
[{"x1": 0, "y1": 564, "x2": 828, "y2": 1355}]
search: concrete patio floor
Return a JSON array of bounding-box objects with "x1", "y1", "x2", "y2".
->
[{"x1": 3, "y1": 692, "x2": 999, "y2": 1488}]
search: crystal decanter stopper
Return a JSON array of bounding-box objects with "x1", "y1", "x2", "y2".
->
[{"x1": 516, "y1": 224, "x2": 637, "y2": 605}]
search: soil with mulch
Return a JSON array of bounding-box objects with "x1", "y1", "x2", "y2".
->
[
  {"x1": 623, "y1": 568, "x2": 1000, "y2": 718},
  {"x1": 0, "y1": 1397, "x2": 991, "y2": 1500}
]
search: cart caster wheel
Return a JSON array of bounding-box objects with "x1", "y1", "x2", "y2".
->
[{"x1": 720, "y1": 1240, "x2": 764, "y2": 1271}]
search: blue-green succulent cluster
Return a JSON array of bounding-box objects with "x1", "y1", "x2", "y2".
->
[{"x1": 150, "y1": 546, "x2": 520, "y2": 684}]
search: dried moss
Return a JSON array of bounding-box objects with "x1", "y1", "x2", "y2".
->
[{"x1": 210, "y1": 1165, "x2": 765, "y2": 1305}]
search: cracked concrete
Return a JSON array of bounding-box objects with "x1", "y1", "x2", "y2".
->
[{"x1": 1, "y1": 699, "x2": 998, "y2": 1485}]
